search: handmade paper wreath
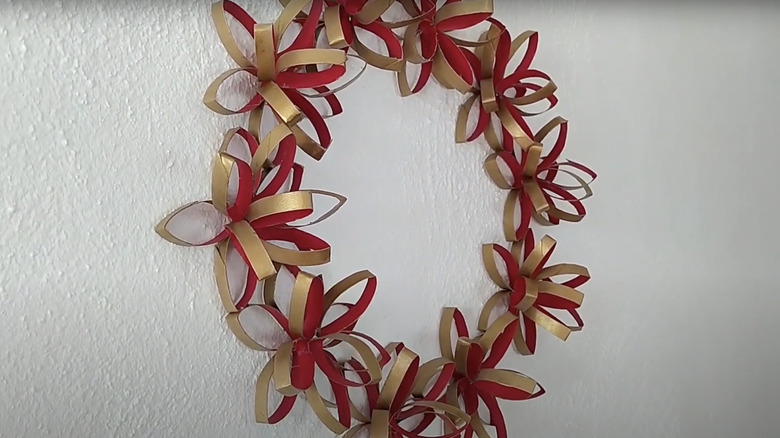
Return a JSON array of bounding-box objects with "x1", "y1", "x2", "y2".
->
[{"x1": 156, "y1": 1, "x2": 596, "y2": 437}]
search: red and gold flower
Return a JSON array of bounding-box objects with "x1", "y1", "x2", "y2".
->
[
  {"x1": 155, "y1": 128, "x2": 344, "y2": 292},
  {"x1": 439, "y1": 308, "x2": 542, "y2": 438},
  {"x1": 456, "y1": 20, "x2": 557, "y2": 150},
  {"x1": 481, "y1": 231, "x2": 589, "y2": 355},
  {"x1": 205, "y1": 0, "x2": 348, "y2": 159},
  {"x1": 342, "y1": 344, "x2": 470, "y2": 438},
  {"x1": 483, "y1": 117, "x2": 596, "y2": 241},
  {"x1": 226, "y1": 270, "x2": 387, "y2": 433},
  {"x1": 396, "y1": 0, "x2": 494, "y2": 96}
]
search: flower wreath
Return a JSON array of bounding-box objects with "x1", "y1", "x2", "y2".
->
[{"x1": 155, "y1": 1, "x2": 596, "y2": 437}]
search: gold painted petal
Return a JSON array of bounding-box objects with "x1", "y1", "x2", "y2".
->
[
  {"x1": 376, "y1": 347, "x2": 418, "y2": 409},
  {"x1": 290, "y1": 124, "x2": 328, "y2": 161},
  {"x1": 480, "y1": 78, "x2": 498, "y2": 113},
  {"x1": 324, "y1": 5, "x2": 349, "y2": 49},
  {"x1": 523, "y1": 306, "x2": 572, "y2": 341},
  {"x1": 453, "y1": 340, "x2": 474, "y2": 377},
  {"x1": 305, "y1": 386, "x2": 350, "y2": 434},
  {"x1": 515, "y1": 278, "x2": 539, "y2": 312},
  {"x1": 524, "y1": 179, "x2": 549, "y2": 214},
  {"x1": 322, "y1": 333, "x2": 383, "y2": 384},
  {"x1": 432, "y1": 50, "x2": 474, "y2": 94},
  {"x1": 478, "y1": 312, "x2": 518, "y2": 352},
  {"x1": 276, "y1": 48, "x2": 347, "y2": 72},
  {"x1": 483, "y1": 153, "x2": 513, "y2": 189},
  {"x1": 155, "y1": 201, "x2": 227, "y2": 247},
  {"x1": 262, "y1": 240, "x2": 331, "y2": 266},
  {"x1": 534, "y1": 116, "x2": 567, "y2": 143},
  {"x1": 288, "y1": 270, "x2": 316, "y2": 337},
  {"x1": 342, "y1": 424, "x2": 369, "y2": 438},
  {"x1": 522, "y1": 143, "x2": 543, "y2": 177},
  {"x1": 470, "y1": 416, "x2": 492, "y2": 438},
  {"x1": 369, "y1": 409, "x2": 390, "y2": 438},
  {"x1": 214, "y1": 239, "x2": 256, "y2": 313},
  {"x1": 536, "y1": 280, "x2": 584, "y2": 307},
  {"x1": 259, "y1": 81, "x2": 302, "y2": 125},
  {"x1": 299, "y1": 54, "x2": 369, "y2": 99},
  {"x1": 401, "y1": 21, "x2": 426, "y2": 64},
  {"x1": 480, "y1": 116, "x2": 504, "y2": 151},
  {"x1": 245, "y1": 191, "x2": 314, "y2": 223},
  {"x1": 536, "y1": 263, "x2": 590, "y2": 280},
  {"x1": 255, "y1": 358, "x2": 278, "y2": 423},
  {"x1": 531, "y1": 210, "x2": 555, "y2": 226},
  {"x1": 227, "y1": 221, "x2": 278, "y2": 280},
  {"x1": 211, "y1": 152, "x2": 237, "y2": 216},
  {"x1": 254, "y1": 24, "x2": 277, "y2": 82},
  {"x1": 434, "y1": 0, "x2": 493, "y2": 25},
  {"x1": 496, "y1": 103, "x2": 534, "y2": 149},
  {"x1": 274, "y1": 0, "x2": 311, "y2": 40},
  {"x1": 226, "y1": 305, "x2": 291, "y2": 351},
  {"x1": 455, "y1": 94, "x2": 479, "y2": 144},
  {"x1": 323, "y1": 270, "x2": 375, "y2": 310},
  {"x1": 438, "y1": 307, "x2": 459, "y2": 360},
  {"x1": 539, "y1": 205, "x2": 585, "y2": 223},
  {"x1": 354, "y1": 0, "x2": 395, "y2": 24},
  {"x1": 504, "y1": 80, "x2": 558, "y2": 106},
  {"x1": 289, "y1": 190, "x2": 347, "y2": 228},
  {"x1": 508, "y1": 30, "x2": 538, "y2": 60},
  {"x1": 502, "y1": 190, "x2": 520, "y2": 241},
  {"x1": 477, "y1": 291, "x2": 511, "y2": 333},
  {"x1": 211, "y1": 1, "x2": 254, "y2": 68},
  {"x1": 518, "y1": 234, "x2": 556, "y2": 278},
  {"x1": 513, "y1": 326, "x2": 532, "y2": 356},
  {"x1": 480, "y1": 244, "x2": 511, "y2": 290},
  {"x1": 411, "y1": 357, "x2": 453, "y2": 399},
  {"x1": 352, "y1": 36, "x2": 404, "y2": 71},
  {"x1": 273, "y1": 342, "x2": 298, "y2": 396},
  {"x1": 253, "y1": 123, "x2": 294, "y2": 174},
  {"x1": 474, "y1": 369, "x2": 537, "y2": 395},
  {"x1": 203, "y1": 68, "x2": 259, "y2": 115},
  {"x1": 218, "y1": 127, "x2": 256, "y2": 170}
]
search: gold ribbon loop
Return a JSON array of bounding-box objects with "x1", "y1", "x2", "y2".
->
[
  {"x1": 435, "y1": 0, "x2": 493, "y2": 26},
  {"x1": 481, "y1": 244, "x2": 510, "y2": 290},
  {"x1": 211, "y1": 152, "x2": 238, "y2": 216},
  {"x1": 323, "y1": 269, "x2": 375, "y2": 309},
  {"x1": 255, "y1": 24, "x2": 277, "y2": 82},
  {"x1": 290, "y1": 190, "x2": 348, "y2": 228},
  {"x1": 289, "y1": 271, "x2": 316, "y2": 337},
  {"x1": 519, "y1": 235, "x2": 556, "y2": 277},
  {"x1": 262, "y1": 240, "x2": 331, "y2": 266},
  {"x1": 305, "y1": 386, "x2": 350, "y2": 434},
  {"x1": 245, "y1": 191, "x2": 314, "y2": 223},
  {"x1": 212, "y1": 1, "x2": 254, "y2": 68},
  {"x1": 226, "y1": 221, "x2": 277, "y2": 280},
  {"x1": 259, "y1": 82, "x2": 302, "y2": 125}
]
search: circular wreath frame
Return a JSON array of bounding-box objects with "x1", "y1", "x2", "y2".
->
[{"x1": 155, "y1": 1, "x2": 597, "y2": 437}]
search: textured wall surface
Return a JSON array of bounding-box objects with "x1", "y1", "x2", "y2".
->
[{"x1": 2, "y1": 1, "x2": 780, "y2": 437}]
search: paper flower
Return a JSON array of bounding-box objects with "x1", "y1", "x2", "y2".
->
[
  {"x1": 456, "y1": 20, "x2": 557, "y2": 151},
  {"x1": 483, "y1": 117, "x2": 596, "y2": 241},
  {"x1": 313, "y1": 0, "x2": 404, "y2": 71},
  {"x1": 396, "y1": 0, "x2": 494, "y2": 96},
  {"x1": 205, "y1": 0, "x2": 348, "y2": 159},
  {"x1": 480, "y1": 231, "x2": 589, "y2": 355},
  {"x1": 438, "y1": 308, "x2": 541, "y2": 438},
  {"x1": 226, "y1": 270, "x2": 387, "y2": 433},
  {"x1": 155, "y1": 128, "x2": 344, "y2": 289},
  {"x1": 342, "y1": 344, "x2": 470, "y2": 438}
]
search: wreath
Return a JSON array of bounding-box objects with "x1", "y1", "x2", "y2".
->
[{"x1": 155, "y1": 1, "x2": 596, "y2": 437}]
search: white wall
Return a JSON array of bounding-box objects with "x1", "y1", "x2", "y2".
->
[{"x1": 2, "y1": 1, "x2": 779, "y2": 437}]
